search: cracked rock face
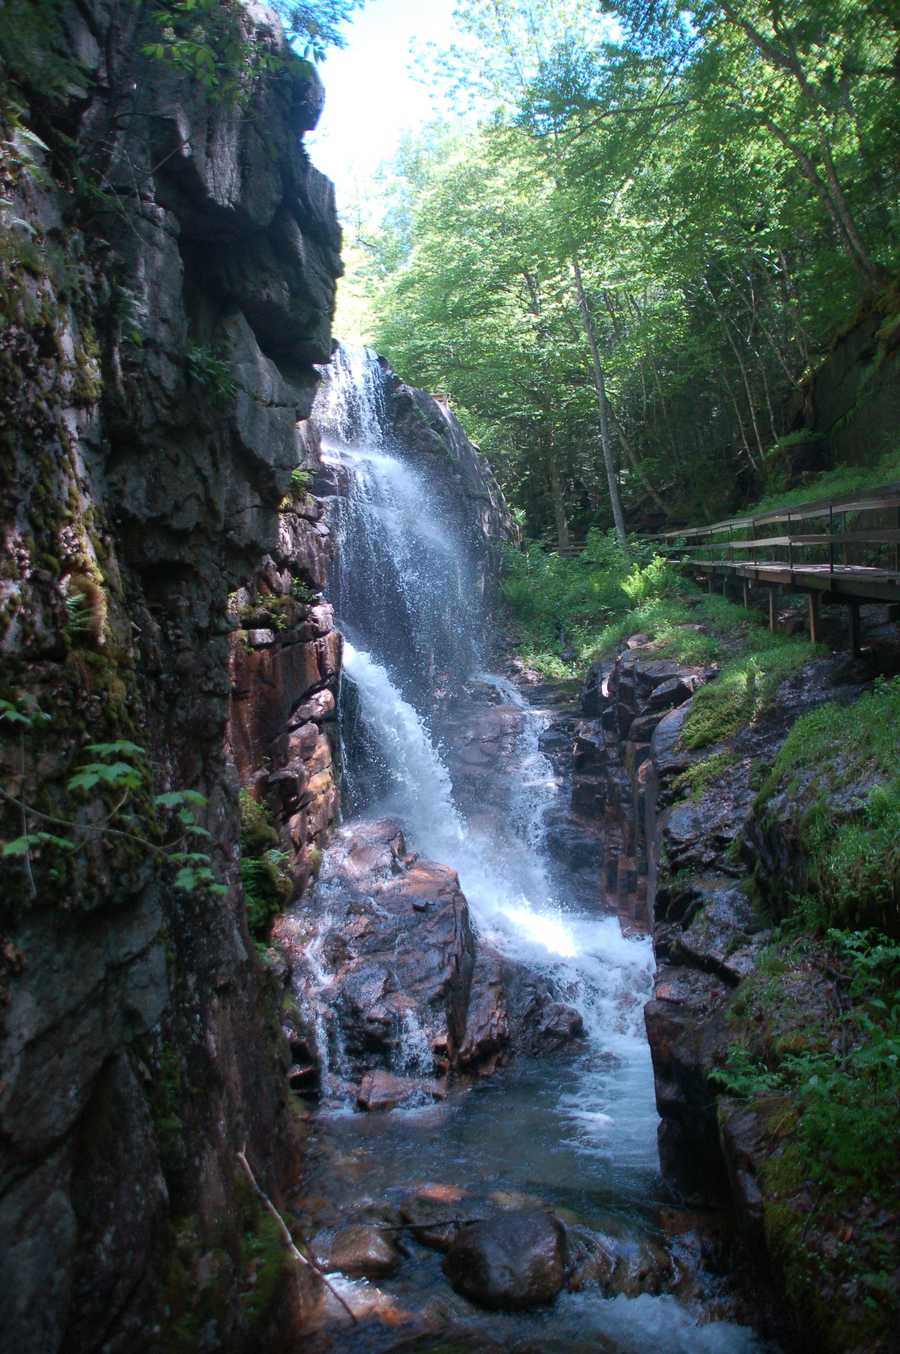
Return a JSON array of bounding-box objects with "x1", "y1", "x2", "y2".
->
[
  {"x1": 0, "y1": 3, "x2": 340, "y2": 1348},
  {"x1": 274, "y1": 819, "x2": 583, "y2": 1100}
]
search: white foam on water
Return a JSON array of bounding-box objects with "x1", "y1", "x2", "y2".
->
[
  {"x1": 559, "y1": 1291, "x2": 772, "y2": 1353},
  {"x1": 305, "y1": 344, "x2": 762, "y2": 1350}
]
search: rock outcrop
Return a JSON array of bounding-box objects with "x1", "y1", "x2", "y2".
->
[
  {"x1": 274, "y1": 819, "x2": 583, "y2": 1098},
  {"x1": 383, "y1": 370, "x2": 516, "y2": 597},
  {"x1": 442, "y1": 1209, "x2": 568, "y2": 1311},
  {"x1": 581, "y1": 634, "x2": 897, "y2": 1349},
  {"x1": 0, "y1": 3, "x2": 340, "y2": 1348}
]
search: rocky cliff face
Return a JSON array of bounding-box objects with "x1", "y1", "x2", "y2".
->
[
  {"x1": 0, "y1": 3, "x2": 340, "y2": 1348},
  {"x1": 381, "y1": 362, "x2": 517, "y2": 600},
  {"x1": 578, "y1": 638, "x2": 897, "y2": 1350}
]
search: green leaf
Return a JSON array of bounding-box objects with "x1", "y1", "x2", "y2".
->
[
  {"x1": 67, "y1": 762, "x2": 142, "y2": 792},
  {"x1": 16, "y1": 127, "x2": 49, "y2": 152},
  {"x1": 2, "y1": 831, "x2": 76, "y2": 855},
  {"x1": 86, "y1": 740, "x2": 146, "y2": 759},
  {"x1": 0, "y1": 707, "x2": 32, "y2": 725},
  {"x1": 155, "y1": 789, "x2": 207, "y2": 808},
  {"x1": 2, "y1": 834, "x2": 43, "y2": 856}
]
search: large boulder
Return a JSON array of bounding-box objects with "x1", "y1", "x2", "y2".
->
[
  {"x1": 326, "y1": 1224, "x2": 402, "y2": 1280},
  {"x1": 441, "y1": 1210, "x2": 567, "y2": 1311},
  {"x1": 275, "y1": 820, "x2": 476, "y2": 1081}
]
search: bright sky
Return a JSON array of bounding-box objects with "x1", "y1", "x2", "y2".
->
[{"x1": 305, "y1": 0, "x2": 459, "y2": 216}]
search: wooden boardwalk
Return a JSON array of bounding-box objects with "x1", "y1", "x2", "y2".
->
[{"x1": 646, "y1": 480, "x2": 900, "y2": 649}]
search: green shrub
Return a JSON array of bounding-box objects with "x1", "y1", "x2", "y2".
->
[
  {"x1": 238, "y1": 790, "x2": 291, "y2": 938},
  {"x1": 715, "y1": 929, "x2": 900, "y2": 1200},
  {"x1": 501, "y1": 531, "x2": 692, "y2": 674},
  {"x1": 747, "y1": 447, "x2": 900, "y2": 517},
  {"x1": 758, "y1": 676, "x2": 900, "y2": 932}
]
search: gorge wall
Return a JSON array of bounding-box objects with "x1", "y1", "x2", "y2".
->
[
  {"x1": 0, "y1": 4, "x2": 340, "y2": 1349},
  {"x1": 575, "y1": 637, "x2": 898, "y2": 1353},
  {"x1": 0, "y1": 9, "x2": 518, "y2": 1346}
]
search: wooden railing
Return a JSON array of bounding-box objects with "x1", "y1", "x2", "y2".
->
[{"x1": 643, "y1": 479, "x2": 900, "y2": 648}]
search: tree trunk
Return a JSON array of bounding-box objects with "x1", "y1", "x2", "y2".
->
[
  {"x1": 571, "y1": 257, "x2": 628, "y2": 546},
  {"x1": 548, "y1": 451, "x2": 570, "y2": 552},
  {"x1": 607, "y1": 402, "x2": 670, "y2": 516}
]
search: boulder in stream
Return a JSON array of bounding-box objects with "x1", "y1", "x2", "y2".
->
[
  {"x1": 442, "y1": 1209, "x2": 567, "y2": 1310},
  {"x1": 326, "y1": 1223, "x2": 403, "y2": 1280},
  {"x1": 357, "y1": 1068, "x2": 447, "y2": 1111},
  {"x1": 278, "y1": 819, "x2": 585, "y2": 1094}
]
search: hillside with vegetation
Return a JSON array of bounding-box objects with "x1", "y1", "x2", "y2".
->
[
  {"x1": 344, "y1": 0, "x2": 899, "y2": 544},
  {"x1": 2, "y1": 1, "x2": 898, "y2": 1351}
]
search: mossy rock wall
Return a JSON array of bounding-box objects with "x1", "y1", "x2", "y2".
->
[{"x1": 0, "y1": 3, "x2": 340, "y2": 1349}]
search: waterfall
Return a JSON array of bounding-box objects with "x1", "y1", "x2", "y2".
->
[
  {"x1": 340, "y1": 641, "x2": 465, "y2": 848},
  {"x1": 316, "y1": 344, "x2": 655, "y2": 1068},
  {"x1": 302, "y1": 348, "x2": 768, "y2": 1353}
]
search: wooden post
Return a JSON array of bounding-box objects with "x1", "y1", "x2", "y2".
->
[
  {"x1": 708, "y1": 575, "x2": 714, "y2": 594},
  {"x1": 808, "y1": 592, "x2": 819, "y2": 644},
  {"x1": 742, "y1": 580, "x2": 750, "y2": 610},
  {"x1": 768, "y1": 588, "x2": 776, "y2": 633},
  {"x1": 787, "y1": 511, "x2": 793, "y2": 571},
  {"x1": 848, "y1": 601, "x2": 860, "y2": 656}
]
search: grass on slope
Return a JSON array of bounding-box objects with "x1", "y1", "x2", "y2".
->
[
  {"x1": 738, "y1": 446, "x2": 900, "y2": 518},
  {"x1": 503, "y1": 531, "x2": 821, "y2": 748},
  {"x1": 757, "y1": 675, "x2": 900, "y2": 934}
]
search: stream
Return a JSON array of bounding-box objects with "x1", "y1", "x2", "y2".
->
[{"x1": 288, "y1": 347, "x2": 773, "y2": 1352}]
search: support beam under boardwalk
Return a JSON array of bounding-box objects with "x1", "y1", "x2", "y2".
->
[{"x1": 848, "y1": 601, "x2": 861, "y2": 656}]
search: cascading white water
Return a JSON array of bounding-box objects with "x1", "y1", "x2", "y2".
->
[
  {"x1": 305, "y1": 346, "x2": 771, "y2": 1352},
  {"x1": 340, "y1": 641, "x2": 465, "y2": 846},
  {"x1": 317, "y1": 344, "x2": 657, "y2": 1152},
  {"x1": 314, "y1": 342, "x2": 386, "y2": 448}
]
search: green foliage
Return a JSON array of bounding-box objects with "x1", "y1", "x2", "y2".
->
[
  {"x1": 143, "y1": 0, "x2": 364, "y2": 96},
  {"x1": 185, "y1": 344, "x2": 237, "y2": 404},
  {"x1": 240, "y1": 1210, "x2": 289, "y2": 1319},
  {"x1": 746, "y1": 447, "x2": 900, "y2": 517},
  {"x1": 64, "y1": 590, "x2": 91, "y2": 640},
  {"x1": 758, "y1": 676, "x2": 900, "y2": 932},
  {"x1": 239, "y1": 790, "x2": 291, "y2": 939},
  {"x1": 680, "y1": 638, "x2": 821, "y2": 751},
  {"x1": 354, "y1": 0, "x2": 899, "y2": 540},
  {"x1": 671, "y1": 750, "x2": 738, "y2": 801},
  {"x1": 0, "y1": 698, "x2": 224, "y2": 896},
  {"x1": 275, "y1": 1, "x2": 365, "y2": 62},
  {"x1": 289, "y1": 466, "x2": 312, "y2": 496},
  {"x1": 502, "y1": 534, "x2": 818, "y2": 689},
  {"x1": 289, "y1": 577, "x2": 316, "y2": 604},
  {"x1": 715, "y1": 930, "x2": 900, "y2": 1201},
  {"x1": 501, "y1": 530, "x2": 678, "y2": 674}
]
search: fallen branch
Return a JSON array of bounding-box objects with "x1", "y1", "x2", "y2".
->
[{"x1": 236, "y1": 1145, "x2": 358, "y2": 1325}]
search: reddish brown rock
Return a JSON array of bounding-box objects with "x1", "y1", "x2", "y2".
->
[
  {"x1": 327, "y1": 1224, "x2": 402, "y2": 1279},
  {"x1": 442, "y1": 1210, "x2": 567, "y2": 1311},
  {"x1": 356, "y1": 1069, "x2": 446, "y2": 1112}
]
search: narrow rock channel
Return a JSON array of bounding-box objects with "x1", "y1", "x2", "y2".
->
[{"x1": 273, "y1": 348, "x2": 776, "y2": 1353}]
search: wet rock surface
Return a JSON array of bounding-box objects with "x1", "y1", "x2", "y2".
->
[
  {"x1": 327, "y1": 1224, "x2": 404, "y2": 1280},
  {"x1": 0, "y1": 3, "x2": 339, "y2": 1347},
  {"x1": 274, "y1": 818, "x2": 584, "y2": 1093},
  {"x1": 441, "y1": 1210, "x2": 567, "y2": 1310},
  {"x1": 587, "y1": 631, "x2": 893, "y2": 1348}
]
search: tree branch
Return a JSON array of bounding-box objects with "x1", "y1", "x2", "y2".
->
[{"x1": 236, "y1": 1146, "x2": 358, "y2": 1326}]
